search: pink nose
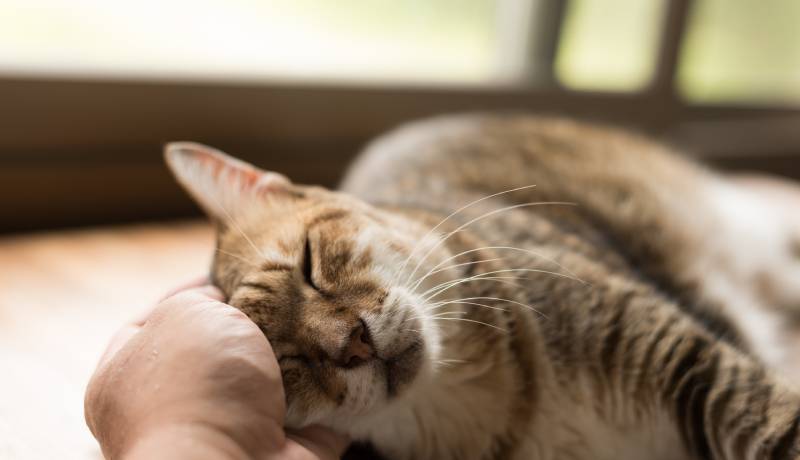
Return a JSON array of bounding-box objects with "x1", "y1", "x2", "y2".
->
[{"x1": 340, "y1": 321, "x2": 374, "y2": 368}]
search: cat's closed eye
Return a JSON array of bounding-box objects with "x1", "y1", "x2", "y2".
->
[{"x1": 302, "y1": 237, "x2": 318, "y2": 290}]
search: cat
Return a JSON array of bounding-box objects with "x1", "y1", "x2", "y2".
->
[{"x1": 165, "y1": 114, "x2": 800, "y2": 460}]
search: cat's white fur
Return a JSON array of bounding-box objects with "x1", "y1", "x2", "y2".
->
[{"x1": 696, "y1": 179, "x2": 798, "y2": 373}]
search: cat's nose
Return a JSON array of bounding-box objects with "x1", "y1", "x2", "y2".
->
[{"x1": 339, "y1": 320, "x2": 374, "y2": 368}]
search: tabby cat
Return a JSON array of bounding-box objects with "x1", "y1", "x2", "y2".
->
[{"x1": 166, "y1": 114, "x2": 800, "y2": 460}]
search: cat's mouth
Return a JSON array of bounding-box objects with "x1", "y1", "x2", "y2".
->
[{"x1": 383, "y1": 340, "x2": 424, "y2": 397}]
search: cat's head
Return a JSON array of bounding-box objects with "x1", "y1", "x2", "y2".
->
[{"x1": 166, "y1": 143, "x2": 452, "y2": 427}]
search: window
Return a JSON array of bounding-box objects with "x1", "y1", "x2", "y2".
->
[
  {"x1": 1, "y1": 0, "x2": 799, "y2": 232},
  {"x1": 2, "y1": 0, "x2": 799, "y2": 98},
  {"x1": 555, "y1": 0, "x2": 667, "y2": 91},
  {"x1": 0, "y1": 0, "x2": 515, "y2": 85},
  {"x1": 678, "y1": 0, "x2": 800, "y2": 105}
]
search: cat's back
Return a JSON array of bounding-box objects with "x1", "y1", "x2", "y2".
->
[
  {"x1": 340, "y1": 113, "x2": 707, "y2": 210},
  {"x1": 343, "y1": 113, "x2": 796, "y2": 370},
  {"x1": 341, "y1": 113, "x2": 716, "y2": 293}
]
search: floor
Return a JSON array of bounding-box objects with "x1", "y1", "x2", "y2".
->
[{"x1": 0, "y1": 221, "x2": 213, "y2": 460}]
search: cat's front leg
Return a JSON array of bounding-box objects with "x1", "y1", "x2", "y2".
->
[
  {"x1": 642, "y1": 318, "x2": 800, "y2": 459},
  {"x1": 575, "y1": 286, "x2": 800, "y2": 460}
]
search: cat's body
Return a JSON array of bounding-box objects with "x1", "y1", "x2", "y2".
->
[
  {"x1": 337, "y1": 114, "x2": 800, "y2": 459},
  {"x1": 166, "y1": 114, "x2": 800, "y2": 460}
]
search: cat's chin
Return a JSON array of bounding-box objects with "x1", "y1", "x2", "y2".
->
[
  {"x1": 366, "y1": 286, "x2": 440, "y2": 400},
  {"x1": 283, "y1": 346, "x2": 430, "y2": 429},
  {"x1": 384, "y1": 338, "x2": 425, "y2": 398}
]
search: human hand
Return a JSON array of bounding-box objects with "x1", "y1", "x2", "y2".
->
[{"x1": 85, "y1": 283, "x2": 348, "y2": 460}]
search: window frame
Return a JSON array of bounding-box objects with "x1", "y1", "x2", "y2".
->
[{"x1": 1, "y1": 0, "x2": 798, "y2": 233}]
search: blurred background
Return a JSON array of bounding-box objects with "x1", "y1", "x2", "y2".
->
[
  {"x1": 1, "y1": 2, "x2": 799, "y2": 459},
  {"x1": 1, "y1": 0, "x2": 799, "y2": 233}
]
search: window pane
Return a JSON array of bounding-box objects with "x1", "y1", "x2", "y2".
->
[
  {"x1": 678, "y1": 0, "x2": 800, "y2": 105},
  {"x1": 555, "y1": 0, "x2": 666, "y2": 91},
  {"x1": 0, "y1": 0, "x2": 510, "y2": 85}
]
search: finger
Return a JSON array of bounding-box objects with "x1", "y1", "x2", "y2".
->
[
  {"x1": 157, "y1": 275, "x2": 213, "y2": 302},
  {"x1": 96, "y1": 323, "x2": 141, "y2": 369},
  {"x1": 287, "y1": 425, "x2": 350, "y2": 460},
  {"x1": 108, "y1": 283, "x2": 224, "y2": 364},
  {"x1": 145, "y1": 284, "x2": 226, "y2": 326},
  {"x1": 130, "y1": 303, "x2": 161, "y2": 327},
  {"x1": 173, "y1": 284, "x2": 225, "y2": 303},
  {"x1": 126, "y1": 277, "x2": 215, "y2": 327}
]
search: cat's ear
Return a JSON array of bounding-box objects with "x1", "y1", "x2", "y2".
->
[{"x1": 165, "y1": 142, "x2": 291, "y2": 223}]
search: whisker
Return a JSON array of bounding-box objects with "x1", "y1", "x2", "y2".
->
[
  {"x1": 428, "y1": 300, "x2": 507, "y2": 313},
  {"x1": 206, "y1": 190, "x2": 267, "y2": 260},
  {"x1": 409, "y1": 245, "x2": 586, "y2": 291},
  {"x1": 391, "y1": 231, "x2": 443, "y2": 287},
  {"x1": 405, "y1": 297, "x2": 507, "y2": 322},
  {"x1": 428, "y1": 311, "x2": 468, "y2": 318},
  {"x1": 429, "y1": 296, "x2": 547, "y2": 319},
  {"x1": 420, "y1": 271, "x2": 530, "y2": 300},
  {"x1": 406, "y1": 293, "x2": 547, "y2": 326},
  {"x1": 419, "y1": 275, "x2": 528, "y2": 300},
  {"x1": 437, "y1": 358, "x2": 471, "y2": 364},
  {"x1": 215, "y1": 248, "x2": 260, "y2": 268},
  {"x1": 395, "y1": 185, "x2": 539, "y2": 285},
  {"x1": 405, "y1": 309, "x2": 467, "y2": 323},
  {"x1": 424, "y1": 276, "x2": 529, "y2": 302},
  {"x1": 428, "y1": 316, "x2": 508, "y2": 333},
  {"x1": 419, "y1": 270, "x2": 532, "y2": 298},
  {"x1": 422, "y1": 268, "x2": 582, "y2": 301},
  {"x1": 410, "y1": 257, "x2": 505, "y2": 291},
  {"x1": 405, "y1": 201, "x2": 576, "y2": 286}
]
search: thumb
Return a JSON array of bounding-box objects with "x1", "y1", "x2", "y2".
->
[{"x1": 96, "y1": 324, "x2": 141, "y2": 369}]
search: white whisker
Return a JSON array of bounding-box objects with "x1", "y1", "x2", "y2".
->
[
  {"x1": 428, "y1": 300, "x2": 507, "y2": 313},
  {"x1": 423, "y1": 268, "x2": 581, "y2": 301},
  {"x1": 395, "y1": 185, "x2": 539, "y2": 284},
  {"x1": 405, "y1": 309, "x2": 467, "y2": 323},
  {"x1": 206, "y1": 191, "x2": 266, "y2": 260},
  {"x1": 428, "y1": 310, "x2": 468, "y2": 318},
  {"x1": 405, "y1": 201, "x2": 576, "y2": 286},
  {"x1": 429, "y1": 296, "x2": 547, "y2": 319},
  {"x1": 437, "y1": 358, "x2": 470, "y2": 364},
  {"x1": 409, "y1": 245, "x2": 586, "y2": 291},
  {"x1": 428, "y1": 316, "x2": 508, "y2": 333},
  {"x1": 215, "y1": 248, "x2": 260, "y2": 268},
  {"x1": 421, "y1": 272, "x2": 527, "y2": 300},
  {"x1": 419, "y1": 275, "x2": 528, "y2": 301},
  {"x1": 410, "y1": 257, "x2": 505, "y2": 291}
]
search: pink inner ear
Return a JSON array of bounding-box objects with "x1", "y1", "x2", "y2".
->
[
  {"x1": 166, "y1": 141, "x2": 294, "y2": 221},
  {"x1": 193, "y1": 147, "x2": 289, "y2": 195}
]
